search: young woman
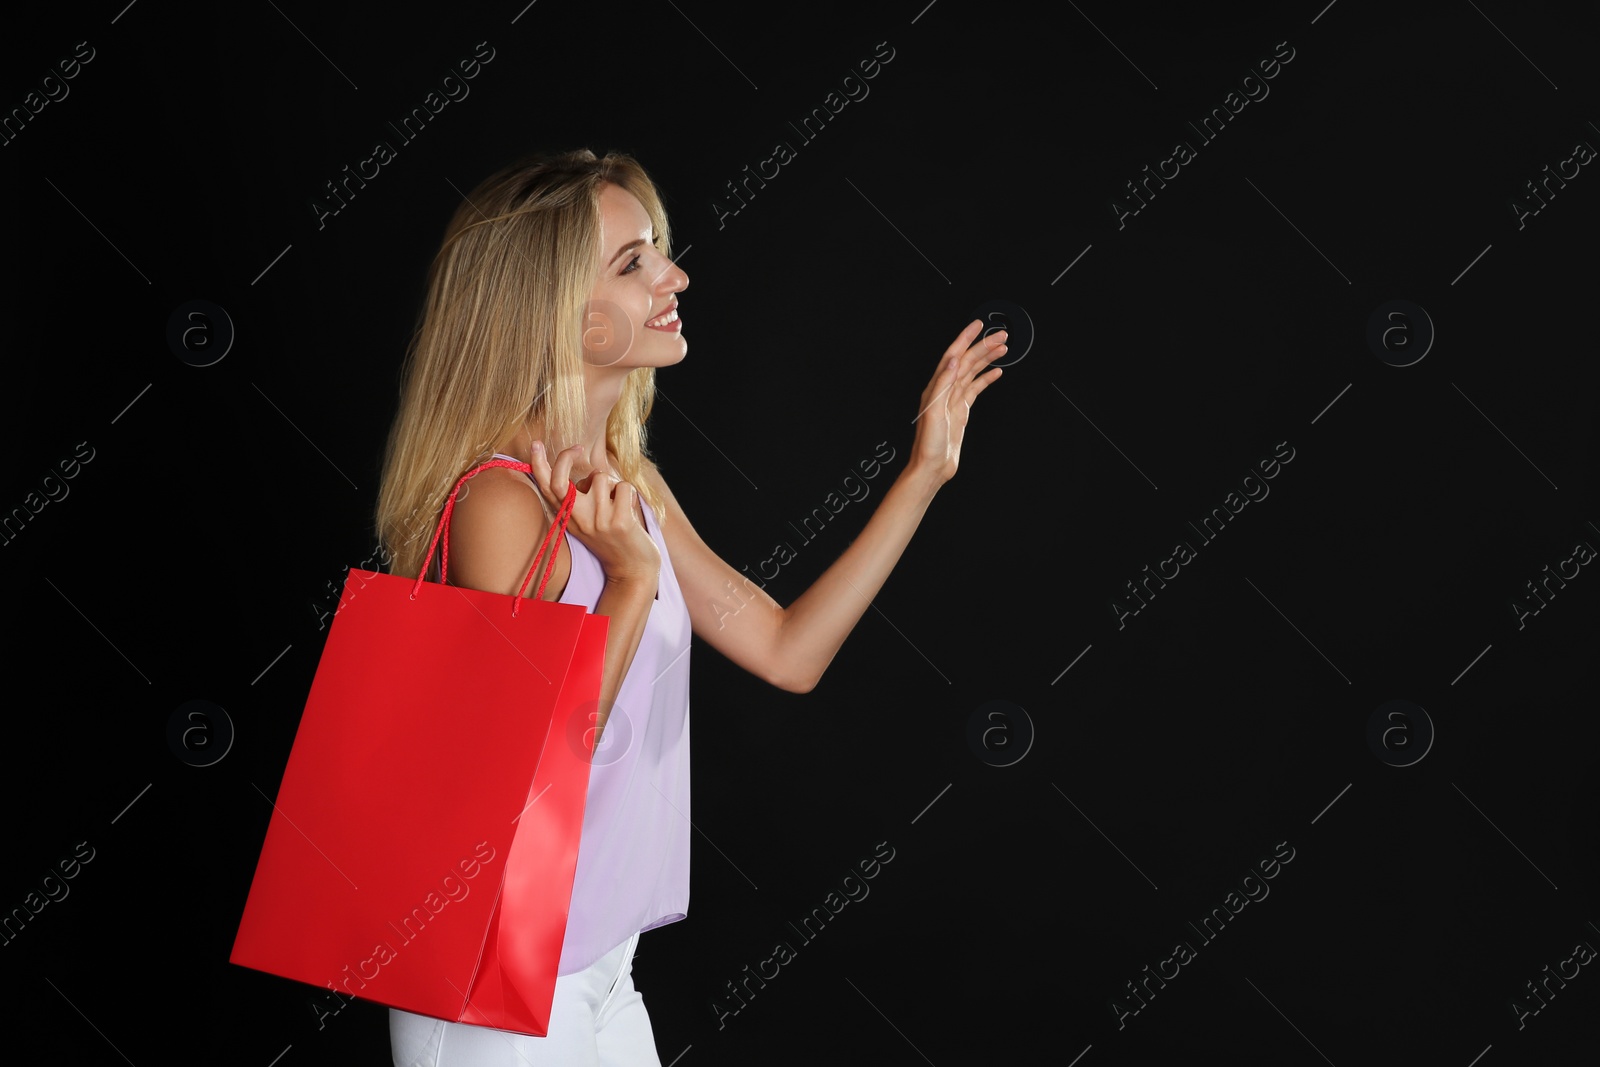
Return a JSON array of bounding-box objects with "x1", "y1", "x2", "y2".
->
[{"x1": 375, "y1": 148, "x2": 1005, "y2": 1066}]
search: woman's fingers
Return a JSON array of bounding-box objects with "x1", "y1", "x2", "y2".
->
[
  {"x1": 556, "y1": 446, "x2": 581, "y2": 501},
  {"x1": 588, "y1": 469, "x2": 614, "y2": 525},
  {"x1": 966, "y1": 327, "x2": 1007, "y2": 365},
  {"x1": 528, "y1": 442, "x2": 573, "y2": 519},
  {"x1": 592, "y1": 471, "x2": 639, "y2": 532},
  {"x1": 975, "y1": 334, "x2": 1007, "y2": 376},
  {"x1": 967, "y1": 362, "x2": 1004, "y2": 401},
  {"x1": 532, "y1": 442, "x2": 586, "y2": 503},
  {"x1": 942, "y1": 318, "x2": 984, "y2": 366},
  {"x1": 942, "y1": 322, "x2": 1005, "y2": 378},
  {"x1": 527, "y1": 442, "x2": 550, "y2": 497},
  {"x1": 928, "y1": 326, "x2": 1007, "y2": 402},
  {"x1": 955, "y1": 331, "x2": 1006, "y2": 390},
  {"x1": 526, "y1": 445, "x2": 645, "y2": 539}
]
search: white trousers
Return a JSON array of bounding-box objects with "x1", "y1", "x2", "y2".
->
[{"x1": 389, "y1": 931, "x2": 661, "y2": 1066}]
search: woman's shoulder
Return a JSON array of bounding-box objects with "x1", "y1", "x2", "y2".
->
[{"x1": 445, "y1": 466, "x2": 570, "y2": 600}]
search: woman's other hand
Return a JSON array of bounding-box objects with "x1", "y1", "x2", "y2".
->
[
  {"x1": 528, "y1": 443, "x2": 660, "y2": 589},
  {"x1": 908, "y1": 319, "x2": 1006, "y2": 487}
]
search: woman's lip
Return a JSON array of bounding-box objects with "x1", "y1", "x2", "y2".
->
[{"x1": 645, "y1": 301, "x2": 681, "y2": 330}]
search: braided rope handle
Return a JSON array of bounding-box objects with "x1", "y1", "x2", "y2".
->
[{"x1": 410, "y1": 460, "x2": 579, "y2": 616}]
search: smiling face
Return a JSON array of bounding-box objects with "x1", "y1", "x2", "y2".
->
[{"x1": 582, "y1": 181, "x2": 689, "y2": 369}]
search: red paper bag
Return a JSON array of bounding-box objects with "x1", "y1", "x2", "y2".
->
[{"x1": 230, "y1": 462, "x2": 604, "y2": 1037}]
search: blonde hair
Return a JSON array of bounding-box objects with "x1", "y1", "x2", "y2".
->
[{"x1": 375, "y1": 148, "x2": 672, "y2": 582}]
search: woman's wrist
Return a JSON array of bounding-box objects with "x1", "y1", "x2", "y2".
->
[
  {"x1": 898, "y1": 460, "x2": 945, "y2": 503},
  {"x1": 603, "y1": 570, "x2": 660, "y2": 597}
]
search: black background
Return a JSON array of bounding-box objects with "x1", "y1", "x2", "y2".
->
[{"x1": 4, "y1": 1, "x2": 1597, "y2": 1064}]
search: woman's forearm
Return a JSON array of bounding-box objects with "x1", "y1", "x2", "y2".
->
[
  {"x1": 592, "y1": 576, "x2": 658, "y2": 740},
  {"x1": 775, "y1": 464, "x2": 944, "y2": 692}
]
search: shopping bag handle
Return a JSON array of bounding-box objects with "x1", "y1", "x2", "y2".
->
[{"x1": 410, "y1": 459, "x2": 580, "y2": 617}]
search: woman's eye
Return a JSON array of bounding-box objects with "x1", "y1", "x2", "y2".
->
[{"x1": 622, "y1": 254, "x2": 642, "y2": 275}]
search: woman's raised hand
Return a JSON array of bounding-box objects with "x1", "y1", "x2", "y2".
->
[
  {"x1": 908, "y1": 319, "x2": 1006, "y2": 487},
  {"x1": 528, "y1": 442, "x2": 660, "y2": 590}
]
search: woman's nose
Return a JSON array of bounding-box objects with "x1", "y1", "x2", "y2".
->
[{"x1": 653, "y1": 255, "x2": 688, "y2": 293}]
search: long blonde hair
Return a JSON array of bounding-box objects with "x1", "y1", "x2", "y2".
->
[{"x1": 375, "y1": 148, "x2": 671, "y2": 582}]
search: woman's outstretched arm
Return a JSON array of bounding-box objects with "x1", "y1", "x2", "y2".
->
[{"x1": 646, "y1": 320, "x2": 1006, "y2": 693}]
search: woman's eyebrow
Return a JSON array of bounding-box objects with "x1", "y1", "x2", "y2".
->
[{"x1": 608, "y1": 236, "x2": 654, "y2": 266}]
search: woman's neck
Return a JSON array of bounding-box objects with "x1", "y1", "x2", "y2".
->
[
  {"x1": 498, "y1": 425, "x2": 617, "y2": 480},
  {"x1": 498, "y1": 368, "x2": 629, "y2": 478}
]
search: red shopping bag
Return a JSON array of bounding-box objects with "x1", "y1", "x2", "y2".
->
[{"x1": 230, "y1": 461, "x2": 605, "y2": 1037}]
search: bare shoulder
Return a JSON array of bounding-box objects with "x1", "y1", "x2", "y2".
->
[{"x1": 446, "y1": 466, "x2": 570, "y2": 601}]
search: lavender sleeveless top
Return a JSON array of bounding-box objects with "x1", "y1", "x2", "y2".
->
[{"x1": 491, "y1": 454, "x2": 692, "y2": 975}]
